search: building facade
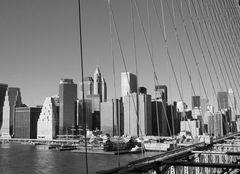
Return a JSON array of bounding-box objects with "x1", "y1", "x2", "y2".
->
[
  {"x1": 76, "y1": 99, "x2": 93, "y2": 132},
  {"x1": 93, "y1": 66, "x2": 107, "y2": 102},
  {"x1": 1, "y1": 89, "x2": 11, "y2": 138},
  {"x1": 217, "y1": 92, "x2": 228, "y2": 111},
  {"x1": 14, "y1": 107, "x2": 41, "y2": 139},
  {"x1": 37, "y1": 97, "x2": 59, "y2": 140},
  {"x1": 228, "y1": 88, "x2": 236, "y2": 121},
  {"x1": 8, "y1": 87, "x2": 22, "y2": 136},
  {"x1": 152, "y1": 99, "x2": 168, "y2": 136},
  {"x1": 155, "y1": 85, "x2": 168, "y2": 101},
  {"x1": 79, "y1": 77, "x2": 93, "y2": 99},
  {"x1": 0, "y1": 84, "x2": 8, "y2": 132},
  {"x1": 124, "y1": 92, "x2": 152, "y2": 136},
  {"x1": 121, "y1": 72, "x2": 137, "y2": 98},
  {"x1": 100, "y1": 99, "x2": 123, "y2": 136},
  {"x1": 59, "y1": 79, "x2": 77, "y2": 135},
  {"x1": 192, "y1": 96, "x2": 200, "y2": 109}
]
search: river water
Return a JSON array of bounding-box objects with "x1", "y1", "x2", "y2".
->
[{"x1": 0, "y1": 143, "x2": 157, "y2": 174}]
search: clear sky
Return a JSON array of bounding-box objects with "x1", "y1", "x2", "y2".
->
[{"x1": 0, "y1": 0, "x2": 239, "y2": 110}]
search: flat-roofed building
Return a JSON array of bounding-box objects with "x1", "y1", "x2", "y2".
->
[{"x1": 14, "y1": 107, "x2": 41, "y2": 139}]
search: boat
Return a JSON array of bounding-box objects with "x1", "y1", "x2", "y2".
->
[
  {"x1": 48, "y1": 143, "x2": 61, "y2": 150},
  {"x1": 130, "y1": 145, "x2": 144, "y2": 153},
  {"x1": 57, "y1": 144, "x2": 77, "y2": 151},
  {"x1": 144, "y1": 139, "x2": 176, "y2": 152}
]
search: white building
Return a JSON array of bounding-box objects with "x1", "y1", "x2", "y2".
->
[
  {"x1": 124, "y1": 92, "x2": 152, "y2": 136},
  {"x1": 121, "y1": 72, "x2": 137, "y2": 98},
  {"x1": 180, "y1": 120, "x2": 200, "y2": 138},
  {"x1": 37, "y1": 97, "x2": 59, "y2": 140},
  {"x1": 0, "y1": 90, "x2": 11, "y2": 138}
]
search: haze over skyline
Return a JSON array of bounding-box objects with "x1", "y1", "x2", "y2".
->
[{"x1": 1, "y1": 0, "x2": 239, "y2": 109}]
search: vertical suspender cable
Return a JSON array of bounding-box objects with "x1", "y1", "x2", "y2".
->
[
  {"x1": 108, "y1": 0, "x2": 143, "y2": 138},
  {"x1": 130, "y1": 0, "x2": 142, "y2": 156},
  {"x1": 172, "y1": 0, "x2": 209, "y2": 101},
  {"x1": 220, "y1": 1, "x2": 240, "y2": 87},
  {"x1": 133, "y1": 0, "x2": 173, "y2": 137},
  {"x1": 134, "y1": 0, "x2": 173, "y2": 137},
  {"x1": 196, "y1": 0, "x2": 228, "y2": 91},
  {"x1": 153, "y1": 0, "x2": 193, "y2": 136},
  {"x1": 209, "y1": 0, "x2": 240, "y2": 107},
  {"x1": 108, "y1": 0, "x2": 120, "y2": 167},
  {"x1": 185, "y1": 0, "x2": 219, "y2": 108},
  {"x1": 78, "y1": 0, "x2": 88, "y2": 173}
]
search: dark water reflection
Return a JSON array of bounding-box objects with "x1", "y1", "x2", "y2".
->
[{"x1": 0, "y1": 143, "x2": 158, "y2": 174}]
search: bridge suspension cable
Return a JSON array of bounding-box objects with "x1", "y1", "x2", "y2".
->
[
  {"x1": 134, "y1": 0, "x2": 173, "y2": 137},
  {"x1": 151, "y1": 0, "x2": 194, "y2": 135},
  {"x1": 209, "y1": 0, "x2": 240, "y2": 111},
  {"x1": 108, "y1": 0, "x2": 142, "y2": 138}
]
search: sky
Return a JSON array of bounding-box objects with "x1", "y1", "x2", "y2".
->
[{"x1": 0, "y1": 0, "x2": 240, "y2": 110}]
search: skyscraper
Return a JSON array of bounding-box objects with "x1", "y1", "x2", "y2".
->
[
  {"x1": 152, "y1": 99, "x2": 168, "y2": 136},
  {"x1": 124, "y1": 92, "x2": 152, "y2": 136},
  {"x1": 79, "y1": 77, "x2": 93, "y2": 99},
  {"x1": 101, "y1": 98, "x2": 124, "y2": 136},
  {"x1": 8, "y1": 87, "x2": 22, "y2": 136},
  {"x1": 14, "y1": 107, "x2": 41, "y2": 139},
  {"x1": 1, "y1": 89, "x2": 11, "y2": 138},
  {"x1": 93, "y1": 66, "x2": 107, "y2": 102},
  {"x1": 0, "y1": 84, "x2": 8, "y2": 131},
  {"x1": 121, "y1": 72, "x2": 137, "y2": 98},
  {"x1": 37, "y1": 96, "x2": 59, "y2": 140},
  {"x1": 217, "y1": 92, "x2": 228, "y2": 111},
  {"x1": 192, "y1": 96, "x2": 200, "y2": 109},
  {"x1": 228, "y1": 88, "x2": 236, "y2": 121},
  {"x1": 59, "y1": 79, "x2": 77, "y2": 135},
  {"x1": 155, "y1": 85, "x2": 168, "y2": 101}
]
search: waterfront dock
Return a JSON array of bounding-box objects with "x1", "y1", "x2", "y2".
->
[{"x1": 0, "y1": 138, "x2": 80, "y2": 145}]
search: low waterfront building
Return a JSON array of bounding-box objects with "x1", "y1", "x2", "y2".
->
[
  {"x1": 14, "y1": 107, "x2": 41, "y2": 139},
  {"x1": 180, "y1": 119, "x2": 200, "y2": 138}
]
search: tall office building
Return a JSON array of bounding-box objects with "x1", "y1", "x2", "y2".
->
[
  {"x1": 176, "y1": 100, "x2": 187, "y2": 113},
  {"x1": 79, "y1": 77, "x2": 93, "y2": 99},
  {"x1": 152, "y1": 99, "x2": 168, "y2": 136},
  {"x1": 228, "y1": 88, "x2": 236, "y2": 121},
  {"x1": 1, "y1": 89, "x2": 11, "y2": 138},
  {"x1": 8, "y1": 87, "x2": 22, "y2": 136},
  {"x1": 93, "y1": 66, "x2": 107, "y2": 102},
  {"x1": 192, "y1": 108, "x2": 202, "y2": 119},
  {"x1": 76, "y1": 99, "x2": 93, "y2": 131},
  {"x1": 0, "y1": 84, "x2": 8, "y2": 131},
  {"x1": 121, "y1": 72, "x2": 137, "y2": 98},
  {"x1": 138, "y1": 90, "x2": 152, "y2": 136},
  {"x1": 59, "y1": 79, "x2": 77, "y2": 135},
  {"x1": 14, "y1": 107, "x2": 41, "y2": 139},
  {"x1": 217, "y1": 92, "x2": 228, "y2": 111},
  {"x1": 155, "y1": 85, "x2": 168, "y2": 101},
  {"x1": 101, "y1": 98, "x2": 124, "y2": 136},
  {"x1": 37, "y1": 97, "x2": 59, "y2": 140},
  {"x1": 101, "y1": 76, "x2": 107, "y2": 102},
  {"x1": 124, "y1": 92, "x2": 151, "y2": 136},
  {"x1": 200, "y1": 98, "x2": 208, "y2": 118},
  {"x1": 192, "y1": 96, "x2": 200, "y2": 109},
  {"x1": 167, "y1": 102, "x2": 180, "y2": 135}
]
